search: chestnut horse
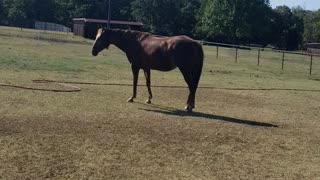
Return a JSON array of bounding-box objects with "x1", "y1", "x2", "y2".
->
[{"x1": 92, "y1": 28, "x2": 203, "y2": 112}]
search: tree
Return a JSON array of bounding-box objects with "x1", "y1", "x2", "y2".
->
[
  {"x1": 243, "y1": 0, "x2": 274, "y2": 45},
  {"x1": 53, "y1": 0, "x2": 69, "y2": 26},
  {"x1": 196, "y1": 0, "x2": 230, "y2": 41},
  {"x1": 196, "y1": 0, "x2": 273, "y2": 45},
  {"x1": 272, "y1": 6, "x2": 304, "y2": 50},
  {"x1": 303, "y1": 10, "x2": 320, "y2": 43},
  {"x1": 51, "y1": 0, "x2": 133, "y2": 28},
  {"x1": 291, "y1": 6, "x2": 305, "y2": 48},
  {"x1": 131, "y1": 0, "x2": 178, "y2": 35},
  {"x1": 173, "y1": 0, "x2": 201, "y2": 37},
  {"x1": 110, "y1": 0, "x2": 132, "y2": 21},
  {"x1": 3, "y1": 0, "x2": 28, "y2": 27},
  {"x1": 131, "y1": 0, "x2": 201, "y2": 36},
  {"x1": 31, "y1": 0, "x2": 56, "y2": 22},
  {"x1": 0, "y1": 0, "x2": 4, "y2": 24}
]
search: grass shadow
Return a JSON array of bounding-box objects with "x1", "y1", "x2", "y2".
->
[{"x1": 139, "y1": 104, "x2": 278, "y2": 128}]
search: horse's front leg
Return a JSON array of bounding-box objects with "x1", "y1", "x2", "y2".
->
[
  {"x1": 144, "y1": 69, "x2": 153, "y2": 104},
  {"x1": 127, "y1": 65, "x2": 140, "y2": 103}
]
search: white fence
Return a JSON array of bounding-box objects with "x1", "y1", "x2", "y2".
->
[{"x1": 35, "y1": 21, "x2": 71, "y2": 33}]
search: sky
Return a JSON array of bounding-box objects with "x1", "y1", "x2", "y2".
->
[{"x1": 270, "y1": 0, "x2": 320, "y2": 10}]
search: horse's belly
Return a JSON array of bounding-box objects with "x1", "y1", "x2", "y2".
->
[
  {"x1": 152, "y1": 65, "x2": 177, "y2": 71},
  {"x1": 149, "y1": 59, "x2": 177, "y2": 71}
]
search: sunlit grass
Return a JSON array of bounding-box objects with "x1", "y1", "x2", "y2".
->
[{"x1": 0, "y1": 26, "x2": 320, "y2": 179}]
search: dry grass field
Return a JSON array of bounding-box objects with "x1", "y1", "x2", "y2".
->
[{"x1": 0, "y1": 26, "x2": 320, "y2": 179}]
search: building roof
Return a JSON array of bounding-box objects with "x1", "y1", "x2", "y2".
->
[{"x1": 73, "y1": 18, "x2": 143, "y2": 26}]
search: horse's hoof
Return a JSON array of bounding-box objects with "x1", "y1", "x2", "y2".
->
[
  {"x1": 185, "y1": 105, "x2": 194, "y2": 113},
  {"x1": 185, "y1": 107, "x2": 193, "y2": 113},
  {"x1": 127, "y1": 98, "x2": 134, "y2": 103},
  {"x1": 185, "y1": 105, "x2": 195, "y2": 109},
  {"x1": 145, "y1": 99, "x2": 151, "y2": 104}
]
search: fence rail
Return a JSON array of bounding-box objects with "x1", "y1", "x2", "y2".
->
[{"x1": 201, "y1": 41, "x2": 319, "y2": 76}]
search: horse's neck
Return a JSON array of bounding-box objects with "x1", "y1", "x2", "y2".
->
[
  {"x1": 109, "y1": 30, "x2": 140, "y2": 54},
  {"x1": 109, "y1": 34, "x2": 127, "y2": 52}
]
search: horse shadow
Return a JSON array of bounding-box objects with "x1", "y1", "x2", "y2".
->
[{"x1": 139, "y1": 104, "x2": 278, "y2": 128}]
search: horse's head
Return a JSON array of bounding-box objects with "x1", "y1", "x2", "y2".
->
[{"x1": 92, "y1": 28, "x2": 110, "y2": 56}]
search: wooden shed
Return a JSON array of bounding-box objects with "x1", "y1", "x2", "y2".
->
[{"x1": 73, "y1": 18, "x2": 144, "y2": 39}]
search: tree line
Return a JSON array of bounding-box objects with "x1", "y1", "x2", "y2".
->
[{"x1": 0, "y1": 0, "x2": 320, "y2": 50}]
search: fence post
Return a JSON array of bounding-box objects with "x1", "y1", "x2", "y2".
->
[
  {"x1": 216, "y1": 46, "x2": 219, "y2": 59},
  {"x1": 282, "y1": 51, "x2": 285, "y2": 70},
  {"x1": 257, "y1": 49, "x2": 261, "y2": 66},
  {"x1": 235, "y1": 47, "x2": 238, "y2": 63},
  {"x1": 310, "y1": 55, "x2": 313, "y2": 75}
]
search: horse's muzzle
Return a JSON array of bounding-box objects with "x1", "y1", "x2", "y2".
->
[{"x1": 92, "y1": 50, "x2": 98, "y2": 56}]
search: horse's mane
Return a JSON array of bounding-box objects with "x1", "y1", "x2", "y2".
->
[{"x1": 107, "y1": 28, "x2": 151, "y2": 42}]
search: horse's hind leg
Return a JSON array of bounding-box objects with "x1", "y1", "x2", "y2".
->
[
  {"x1": 185, "y1": 89, "x2": 196, "y2": 112},
  {"x1": 179, "y1": 67, "x2": 197, "y2": 112},
  {"x1": 144, "y1": 69, "x2": 153, "y2": 104},
  {"x1": 176, "y1": 44, "x2": 203, "y2": 112}
]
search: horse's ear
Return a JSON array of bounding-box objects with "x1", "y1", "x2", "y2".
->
[{"x1": 97, "y1": 24, "x2": 103, "y2": 29}]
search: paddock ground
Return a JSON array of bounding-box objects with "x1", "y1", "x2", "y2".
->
[{"x1": 0, "y1": 27, "x2": 320, "y2": 179}]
